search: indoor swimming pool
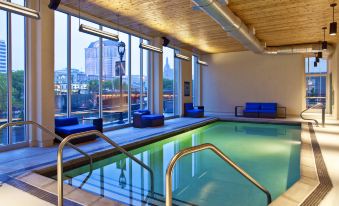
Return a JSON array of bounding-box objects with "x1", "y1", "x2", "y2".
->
[{"x1": 51, "y1": 121, "x2": 301, "y2": 206}]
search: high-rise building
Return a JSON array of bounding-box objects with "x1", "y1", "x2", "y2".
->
[
  {"x1": 85, "y1": 40, "x2": 120, "y2": 78},
  {"x1": 163, "y1": 57, "x2": 174, "y2": 80},
  {"x1": 0, "y1": 40, "x2": 6, "y2": 73}
]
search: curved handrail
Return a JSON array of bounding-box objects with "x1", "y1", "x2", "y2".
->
[
  {"x1": 300, "y1": 103, "x2": 323, "y2": 126},
  {"x1": 165, "y1": 143, "x2": 272, "y2": 206},
  {"x1": 0, "y1": 121, "x2": 93, "y2": 170},
  {"x1": 57, "y1": 130, "x2": 154, "y2": 206}
]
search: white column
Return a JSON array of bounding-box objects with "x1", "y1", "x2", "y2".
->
[
  {"x1": 180, "y1": 49, "x2": 193, "y2": 116},
  {"x1": 27, "y1": 0, "x2": 55, "y2": 147}
]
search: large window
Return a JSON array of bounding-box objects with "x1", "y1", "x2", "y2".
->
[
  {"x1": 305, "y1": 57, "x2": 327, "y2": 108},
  {"x1": 54, "y1": 11, "x2": 150, "y2": 127},
  {"x1": 0, "y1": 0, "x2": 27, "y2": 148},
  {"x1": 163, "y1": 47, "x2": 179, "y2": 117}
]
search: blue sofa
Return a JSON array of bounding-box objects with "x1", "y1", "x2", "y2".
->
[
  {"x1": 184, "y1": 103, "x2": 204, "y2": 118},
  {"x1": 55, "y1": 117, "x2": 98, "y2": 144},
  {"x1": 235, "y1": 102, "x2": 286, "y2": 118},
  {"x1": 133, "y1": 110, "x2": 164, "y2": 128}
]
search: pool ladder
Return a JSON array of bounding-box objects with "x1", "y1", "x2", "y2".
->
[
  {"x1": 300, "y1": 103, "x2": 325, "y2": 127},
  {"x1": 165, "y1": 143, "x2": 272, "y2": 206},
  {"x1": 56, "y1": 130, "x2": 154, "y2": 206}
]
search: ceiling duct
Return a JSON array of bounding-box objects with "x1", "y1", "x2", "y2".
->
[{"x1": 192, "y1": 0, "x2": 333, "y2": 56}]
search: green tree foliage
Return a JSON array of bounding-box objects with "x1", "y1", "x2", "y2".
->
[
  {"x1": 0, "y1": 73, "x2": 8, "y2": 113},
  {"x1": 163, "y1": 78, "x2": 173, "y2": 91}
]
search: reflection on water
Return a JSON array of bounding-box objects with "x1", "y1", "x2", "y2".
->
[{"x1": 61, "y1": 122, "x2": 301, "y2": 206}]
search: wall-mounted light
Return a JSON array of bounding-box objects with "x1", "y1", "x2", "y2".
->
[
  {"x1": 175, "y1": 53, "x2": 190, "y2": 61},
  {"x1": 139, "y1": 43, "x2": 163, "y2": 53},
  {"x1": 197, "y1": 59, "x2": 208, "y2": 66},
  {"x1": 0, "y1": 0, "x2": 40, "y2": 19},
  {"x1": 79, "y1": 24, "x2": 119, "y2": 41},
  {"x1": 322, "y1": 27, "x2": 328, "y2": 50},
  {"x1": 330, "y1": 3, "x2": 337, "y2": 36}
]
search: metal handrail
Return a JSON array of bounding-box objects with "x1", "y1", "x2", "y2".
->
[
  {"x1": 165, "y1": 143, "x2": 272, "y2": 206},
  {"x1": 0, "y1": 121, "x2": 93, "y2": 170},
  {"x1": 300, "y1": 103, "x2": 324, "y2": 126},
  {"x1": 57, "y1": 130, "x2": 154, "y2": 206}
]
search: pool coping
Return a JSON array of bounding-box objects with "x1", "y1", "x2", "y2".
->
[{"x1": 2, "y1": 119, "x2": 332, "y2": 206}]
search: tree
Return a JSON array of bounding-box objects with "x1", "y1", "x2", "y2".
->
[
  {"x1": 163, "y1": 78, "x2": 173, "y2": 91},
  {"x1": 88, "y1": 80, "x2": 99, "y2": 93},
  {"x1": 0, "y1": 73, "x2": 8, "y2": 113}
]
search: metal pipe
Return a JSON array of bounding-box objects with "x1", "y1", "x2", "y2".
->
[
  {"x1": 0, "y1": 121, "x2": 93, "y2": 170},
  {"x1": 300, "y1": 103, "x2": 324, "y2": 126},
  {"x1": 57, "y1": 130, "x2": 154, "y2": 206},
  {"x1": 165, "y1": 143, "x2": 272, "y2": 206},
  {"x1": 191, "y1": 0, "x2": 333, "y2": 56}
]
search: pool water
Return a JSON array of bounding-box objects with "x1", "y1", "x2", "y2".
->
[{"x1": 59, "y1": 121, "x2": 301, "y2": 206}]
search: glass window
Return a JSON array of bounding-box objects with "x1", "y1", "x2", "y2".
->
[
  {"x1": 305, "y1": 57, "x2": 327, "y2": 108},
  {"x1": 102, "y1": 27, "x2": 129, "y2": 126},
  {"x1": 54, "y1": 14, "x2": 151, "y2": 127},
  {"x1": 0, "y1": 0, "x2": 27, "y2": 147},
  {"x1": 163, "y1": 47, "x2": 175, "y2": 117},
  {"x1": 0, "y1": 10, "x2": 8, "y2": 145},
  {"x1": 11, "y1": 1, "x2": 26, "y2": 143},
  {"x1": 70, "y1": 17, "x2": 100, "y2": 122},
  {"x1": 131, "y1": 36, "x2": 141, "y2": 114},
  {"x1": 54, "y1": 11, "x2": 68, "y2": 118}
]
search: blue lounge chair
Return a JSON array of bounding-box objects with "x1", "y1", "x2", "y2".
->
[{"x1": 184, "y1": 103, "x2": 204, "y2": 118}]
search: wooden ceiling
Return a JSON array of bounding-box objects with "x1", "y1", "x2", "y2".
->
[{"x1": 61, "y1": 0, "x2": 339, "y2": 54}]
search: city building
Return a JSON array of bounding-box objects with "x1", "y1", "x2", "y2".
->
[{"x1": 0, "y1": 40, "x2": 6, "y2": 73}]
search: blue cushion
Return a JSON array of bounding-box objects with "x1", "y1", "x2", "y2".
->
[
  {"x1": 261, "y1": 103, "x2": 277, "y2": 110},
  {"x1": 135, "y1": 110, "x2": 151, "y2": 115},
  {"x1": 259, "y1": 110, "x2": 277, "y2": 114},
  {"x1": 141, "y1": 114, "x2": 164, "y2": 120},
  {"x1": 243, "y1": 109, "x2": 259, "y2": 113},
  {"x1": 184, "y1": 103, "x2": 194, "y2": 111},
  {"x1": 186, "y1": 109, "x2": 204, "y2": 118},
  {"x1": 245, "y1": 103, "x2": 261, "y2": 110},
  {"x1": 55, "y1": 124, "x2": 96, "y2": 135},
  {"x1": 55, "y1": 117, "x2": 79, "y2": 127}
]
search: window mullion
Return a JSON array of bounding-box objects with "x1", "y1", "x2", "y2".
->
[
  {"x1": 7, "y1": 10, "x2": 13, "y2": 145},
  {"x1": 67, "y1": 14, "x2": 71, "y2": 117}
]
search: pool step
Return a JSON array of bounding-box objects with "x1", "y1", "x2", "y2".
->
[{"x1": 67, "y1": 172, "x2": 196, "y2": 206}]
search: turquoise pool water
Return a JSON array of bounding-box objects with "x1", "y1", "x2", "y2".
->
[{"x1": 60, "y1": 121, "x2": 301, "y2": 206}]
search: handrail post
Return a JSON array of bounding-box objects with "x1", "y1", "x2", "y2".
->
[
  {"x1": 322, "y1": 106, "x2": 325, "y2": 127},
  {"x1": 165, "y1": 143, "x2": 272, "y2": 206}
]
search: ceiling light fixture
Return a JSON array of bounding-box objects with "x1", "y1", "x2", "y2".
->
[
  {"x1": 79, "y1": 24, "x2": 119, "y2": 41},
  {"x1": 0, "y1": 0, "x2": 40, "y2": 19},
  {"x1": 314, "y1": 61, "x2": 317, "y2": 67},
  {"x1": 330, "y1": 3, "x2": 337, "y2": 36},
  {"x1": 322, "y1": 27, "x2": 328, "y2": 50},
  {"x1": 175, "y1": 53, "x2": 190, "y2": 61},
  {"x1": 139, "y1": 43, "x2": 163, "y2": 53},
  {"x1": 197, "y1": 59, "x2": 208, "y2": 66},
  {"x1": 317, "y1": 52, "x2": 322, "y2": 58}
]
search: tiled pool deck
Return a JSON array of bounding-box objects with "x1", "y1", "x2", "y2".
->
[{"x1": 0, "y1": 116, "x2": 335, "y2": 206}]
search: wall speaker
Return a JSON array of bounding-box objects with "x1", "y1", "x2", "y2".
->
[
  {"x1": 162, "y1": 37, "x2": 170, "y2": 47},
  {"x1": 48, "y1": 0, "x2": 61, "y2": 10}
]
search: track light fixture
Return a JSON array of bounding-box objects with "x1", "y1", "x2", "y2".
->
[
  {"x1": 79, "y1": 24, "x2": 119, "y2": 41},
  {"x1": 322, "y1": 27, "x2": 328, "y2": 50},
  {"x1": 0, "y1": 0, "x2": 40, "y2": 19},
  {"x1": 175, "y1": 53, "x2": 190, "y2": 61},
  {"x1": 197, "y1": 59, "x2": 208, "y2": 66},
  {"x1": 330, "y1": 3, "x2": 337, "y2": 36},
  {"x1": 139, "y1": 43, "x2": 163, "y2": 53}
]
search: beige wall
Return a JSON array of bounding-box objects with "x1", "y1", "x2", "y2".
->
[
  {"x1": 202, "y1": 51, "x2": 305, "y2": 116},
  {"x1": 328, "y1": 44, "x2": 339, "y2": 119}
]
